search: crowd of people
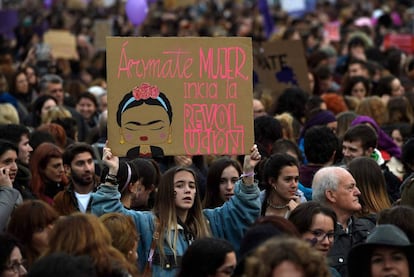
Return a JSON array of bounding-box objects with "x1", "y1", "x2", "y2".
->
[{"x1": 2, "y1": 0, "x2": 414, "y2": 276}]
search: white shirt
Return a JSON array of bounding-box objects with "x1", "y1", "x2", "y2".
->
[{"x1": 74, "y1": 192, "x2": 92, "y2": 213}]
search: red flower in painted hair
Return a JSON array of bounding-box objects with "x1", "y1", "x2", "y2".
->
[{"x1": 132, "y1": 83, "x2": 160, "y2": 100}]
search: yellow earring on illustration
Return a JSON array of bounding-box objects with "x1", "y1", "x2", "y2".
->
[
  {"x1": 167, "y1": 128, "x2": 172, "y2": 144},
  {"x1": 120, "y1": 134, "x2": 125, "y2": 144}
]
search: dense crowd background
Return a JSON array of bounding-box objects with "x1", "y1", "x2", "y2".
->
[{"x1": 2, "y1": 0, "x2": 414, "y2": 277}]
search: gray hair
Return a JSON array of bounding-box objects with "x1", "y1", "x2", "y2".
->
[
  {"x1": 38, "y1": 74, "x2": 63, "y2": 94},
  {"x1": 312, "y1": 166, "x2": 345, "y2": 204}
]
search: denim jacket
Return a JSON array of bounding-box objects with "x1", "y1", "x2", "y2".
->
[{"x1": 92, "y1": 179, "x2": 260, "y2": 277}]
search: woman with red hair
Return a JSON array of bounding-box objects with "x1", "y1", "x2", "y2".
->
[
  {"x1": 36, "y1": 123, "x2": 68, "y2": 151},
  {"x1": 29, "y1": 142, "x2": 69, "y2": 204}
]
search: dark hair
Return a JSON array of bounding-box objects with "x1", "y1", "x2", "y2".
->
[
  {"x1": 272, "y1": 138, "x2": 303, "y2": 163},
  {"x1": 234, "y1": 217, "x2": 300, "y2": 276},
  {"x1": 374, "y1": 75, "x2": 397, "y2": 97},
  {"x1": 129, "y1": 158, "x2": 160, "y2": 190},
  {"x1": 377, "y1": 205, "x2": 414, "y2": 242},
  {"x1": 314, "y1": 64, "x2": 332, "y2": 80},
  {"x1": 261, "y1": 153, "x2": 299, "y2": 215},
  {"x1": 100, "y1": 158, "x2": 160, "y2": 209},
  {"x1": 348, "y1": 36, "x2": 367, "y2": 50},
  {"x1": 51, "y1": 117, "x2": 78, "y2": 142},
  {"x1": 254, "y1": 115, "x2": 283, "y2": 157},
  {"x1": 28, "y1": 253, "x2": 96, "y2": 277},
  {"x1": 9, "y1": 69, "x2": 27, "y2": 95},
  {"x1": 402, "y1": 138, "x2": 414, "y2": 172},
  {"x1": 100, "y1": 159, "x2": 140, "y2": 194},
  {"x1": 262, "y1": 153, "x2": 299, "y2": 187},
  {"x1": 288, "y1": 201, "x2": 337, "y2": 235},
  {"x1": 62, "y1": 142, "x2": 95, "y2": 165},
  {"x1": 29, "y1": 130, "x2": 56, "y2": 151},
  {"x1": 76, "y1": 92, "x2": 98, "y2": 108},
  {"x1": 272, "y1": 87, "x2": 308, "y2": 122},
  {"x1": 342, "y1": 76, "x2": 371, "y2": 96},
  {"x1": 29, "y1": 94, "x2": 58, "y2": 128},
  {"x1": 348, "y1": 58, "x2": 368, "y2": 71},
  {"x1": 177, "y1": 237, "x2": 234, "y2": 277},
  {"x1": 305, "y1": 95, "x2": 325, "y2": 119},
  {"x1": 0, "y1": 124, "x2": 30, "y2": 145},
  {"x1": 304, "y1": 126, "x2": 338, "y2": 164},
  {"x1": 343, "y1": 124, "x2": 378, "y2": 151},
  {"x1": 0, "y1": 139, "x2": 18, "y2": 157},
  {"x1": 0, "y1": 233, "x2": 23, "y2": 273},
  {"x1": 116, "y1": 87, "x2": 173, "y2": 126},
  {"x1": 203, "y1": 157, "x2": 242, "y2": 208},
  {"x1": 254, "y1": 216, "x2": 300, "y2": 237}
]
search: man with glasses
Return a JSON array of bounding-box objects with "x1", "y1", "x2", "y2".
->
[{"x1": 312, "y1": 166, "x2": 375, "y2": 277}]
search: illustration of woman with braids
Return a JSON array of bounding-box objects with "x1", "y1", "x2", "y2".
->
[{"x1": 117, "y1": 83, "x2": 173, "y2": 159}]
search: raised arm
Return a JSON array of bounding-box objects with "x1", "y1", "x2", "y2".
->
[
  {"x1": 204, "y1": 145, "x2": 262, "y2": 253},
  {"x1": 240, "y1": 144, "x2": 261, "y2": 185}
]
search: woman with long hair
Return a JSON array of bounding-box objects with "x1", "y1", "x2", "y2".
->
[
  {"x1": 23, "y1": 95, "x2": 57, "y2": 129},
  {"x1": 92, "y1": 144, "x2": 262, "y2": 276},
  {"x1": 44, "y1": 213, "x2": 138, "y2": 277},
  {"x1": 7, "y1": 200, "x2": 59, "y2": 269},
  {"x1": 29, "y1": 142, "x2": 68, "y2": 204},
  {"x1": 203, "y1": 157, "x2": 242, "y2": 208},
  {"x1": 348, "y1": 157, "x2": 392, "y2": 220},
  {"x1": 100, "y1": 212, "x2": 139, "y2": 267}
]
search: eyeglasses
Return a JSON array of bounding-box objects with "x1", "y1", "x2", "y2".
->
[
  {"x1": 309, "y1": 229, "x2": 335, "y2": 242},
  {"x1": 5, "y1": 259, "x2": 27, "y2": 273}
]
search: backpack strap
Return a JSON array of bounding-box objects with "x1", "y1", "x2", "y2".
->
[{"x1": 143, "y1": 216, "x2": 160, "y2": 277}]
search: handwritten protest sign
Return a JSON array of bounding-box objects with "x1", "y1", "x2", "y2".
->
[
  {"x1": 43, "y1": 30, "x2": 79, "y2": 60},
  {"x1": 106, "y1": 37, "x2": 254, "y2": 158},
  {"x1": 93, "y1": 19, "x2": 112, "y2": 50},
  {"x1": 253, "y1": 40, "x2": 310, "y2": 97}
]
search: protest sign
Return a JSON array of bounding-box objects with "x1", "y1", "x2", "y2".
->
[
  {"x1": 383, "y1": 34, "x2": 414, "y2": 54},
  {"x1": 106, "y1": 37, "x2": 254, "y2": 158},
  {"x1": 43, "y1": 30, "x2": 79, "y2": 60},
  {"x1": 253, "y1": 40, "x2": 310, "y2": 97},
  {"x1": 93, "y1": 19, "x2": 112, "y2": 50}
]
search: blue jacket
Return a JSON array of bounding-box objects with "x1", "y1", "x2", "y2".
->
[{"x1": 92, "y1": 179, "x2": 261, "y2": 277}]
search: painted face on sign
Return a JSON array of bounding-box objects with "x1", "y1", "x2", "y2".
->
[
  {"x1": 117, "y1": 83, "x2": 173, "y2": 159},
  {"x1": 121, "y1": 104, "x2": 171, "y2": 145}
]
